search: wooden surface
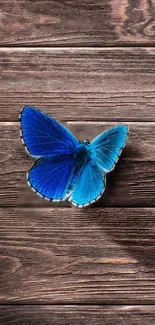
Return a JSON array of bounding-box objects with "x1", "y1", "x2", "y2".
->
[
  {"x1": 0, "y1": 0, "x2": 155, "y2": 46},
  {"x1": 1, "y1": 207, "x2": 155, "y2": 304},
  {"x1": 1, "y1": 0, "x2": 155, "y2": 324},
  {"x1": 1, "y1": 48, "x2": 155, "y2": 122},
  {"x1": 1, "y1": 306, "x2": 155, "y2": 325}
]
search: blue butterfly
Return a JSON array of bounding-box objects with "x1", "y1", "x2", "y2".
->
[{"x1": 19, "y1": 106, "x2": 128, "y2": 208}]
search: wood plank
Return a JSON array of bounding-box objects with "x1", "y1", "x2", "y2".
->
[
  {"x1": 0, "y1": 1, "x2": 155, "y2": 46},
  {"x1": 0, "y1": 306, "x2": 155, "y2": 325},
  {"x1": 2, "y1": 122, "x2": 155, "y2": 207},
  {"x1": 1, "y1": 207, "x2": 155, "y2": 303},
  {"x1": 0, "y1": 48, "x2": 155, "y2": 122}
]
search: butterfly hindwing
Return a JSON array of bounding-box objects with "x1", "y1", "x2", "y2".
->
[
  {"x1": 28, "y1": 155, "x2": 75, "y2": 201},
  {"x1": 90, "y1": 125, "x2": 128, "y2": 173},
  {"x1": 20, "y1": 106, "x2": 79, "y2": 157},
  {"x1": 68, "y1": 160, "x2": 105, "y2": 207}
]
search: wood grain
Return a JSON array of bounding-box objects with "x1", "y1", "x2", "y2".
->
[
  {"x1": 1, "y1": 207, "x2": 155, "y2": 303},
  {"x1": 0, "y1": 305, "x2": 155, "y2": 325},
  {"x1": 1, "y1": 0, "x2": 155, "y2": 318},
  {"x1": 0, "y1": 48, "x2": 155, "y2": 122},
  {"x1": 1, "y1": 121, "x2": 155, "y2": 207},
  {"x1": 0, "y1": 0, "x2": 155, "y2": 46}
]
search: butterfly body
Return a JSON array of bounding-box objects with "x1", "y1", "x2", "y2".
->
[
  {"x1": 20, "y1": 106, "x2": 128, "y2": 208},
  {"x1": 74, "y1": 142, "x2": 90, "y2": 166},
  {"x1": 55, "y1": 143, "x2": 91, "y2": 200}
]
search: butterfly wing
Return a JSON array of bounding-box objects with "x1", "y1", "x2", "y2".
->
[
  {"x1": 68, "y1": 160, "x2": 105, "y2": 207},
  {"x1": 19, "y1": 106, "x2": 79, "y2": 157},
  {"x1": 28, "y1": 155, "x2": 75, "y2": 201},
  {"x1": 90, "y1": 125, "x2": 128, "y2": 173}
]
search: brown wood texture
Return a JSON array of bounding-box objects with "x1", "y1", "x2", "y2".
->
[
  {"x1": 0, "y1": 48, "x2": 155, "y2": 122},
  {"x1": 0, "y1": 306, "x2": 155, "y2": 325},
  {"x1": 0, "y1": 0, "x2": 155, "y2": 46},
  {"x1": 1, "y1": 122, "x2": 155, "y2": 207},
  {"x1": 0, "y1": 207, "x2": 155, "y2": 303},
  {"x1": 1, "y1": 0, "x2": 155, "y2": 319}
]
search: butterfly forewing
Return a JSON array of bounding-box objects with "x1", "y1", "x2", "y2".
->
[
  {"x1": 90, "y1": 125, "x2": 128, "y2": 173},
  {"x1": 20, "y1": 106, "x2": 79, "y2": 157}
]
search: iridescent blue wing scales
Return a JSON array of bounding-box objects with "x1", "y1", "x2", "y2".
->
[
  {"x1": 90, "y1": 125, "x2": 128, "y2": 173},
  {"x1": 68, "y1": 160, "x2": 105, "y2": 207},
  {"x1": 20, "y1": 106, "x2": 79, "y2": 202},
  {"x1": 20, "y1": 106, "x2": 79, "y2": 157},
  {"x1": 68, "y1": 125, "x2": 128, "y2": 207},
  {"x1": 27, "y1": 156, "x2": 75, "y2": 201}
]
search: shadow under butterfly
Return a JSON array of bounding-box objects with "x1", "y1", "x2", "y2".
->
[{"x1": 18, "y1": 106, "x2": 128, "y2": 210}]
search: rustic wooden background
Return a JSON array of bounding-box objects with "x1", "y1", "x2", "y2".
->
[{"x1": 1, "y1": 0, "x2": 155, "y2": 324}]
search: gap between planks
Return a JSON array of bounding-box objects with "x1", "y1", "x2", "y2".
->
[
  {"x1": 1, "y1": 303, "x2": 155, "y2": 306},
  {"x1": 2, "y1": 121, "x2": 155, "y2": 125},
  {"x1": 1, "y1": 46, "x2": 155, "y2": 50},
  {"x1": 1, "y1": 44, "x2": 155, "y2": 48}
]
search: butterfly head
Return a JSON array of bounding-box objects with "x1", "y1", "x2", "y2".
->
[{"x1": 83, "y1": 139, "x2": 90, "y2": 145}]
